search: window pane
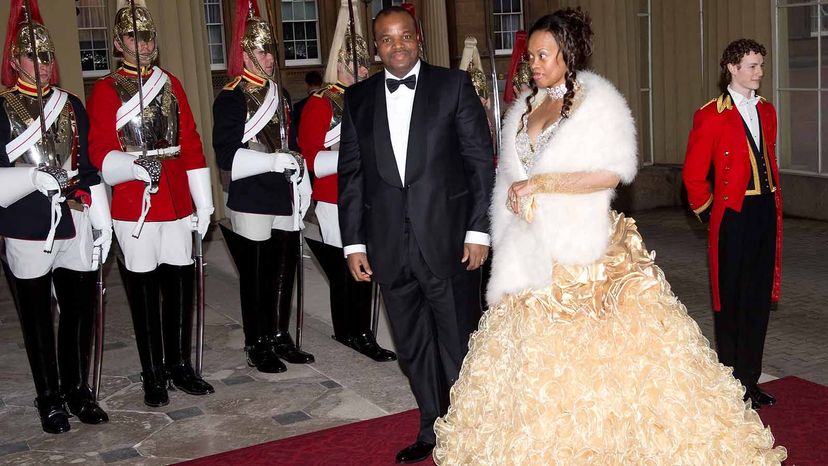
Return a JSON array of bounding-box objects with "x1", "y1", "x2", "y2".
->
[
  {"x1": 512, "y1": 0, "x2": 521, "y2": 13},
  {"x1": 294, "y1": 3, "x2": 305, "y2": 21},
  {"x1": 778, "y1": 6, "x2": 818, "y2": 88},
  {"x1": 285, "y1": 43, "x2": 296, "y2": 60},
  {"x1": 211, "y1": 45, "x2": 224, "y2": 64},
  {"x1": 296, "y1": 23, "x2": 306, "y2": 40},
  {"x1": 282, "y1": 3, "x2": 293, "y2": 20},
  {"x1": 208, "y1": 25, "x2": 222, "y2": 44},
  {"x1": 823, "y1": 91, "x2": 828, "y2": 174},
  {"x1": 308, "y1": 43, "x2": 318, "y2": 59},
  {"x1": 777, "y1": 90, "x2": 819, "y2": 172},
  {"x1": 306, "y1": 23, "x2": 317, "y2": 40},
  {"x1": 305, "y1": 1, "x2": 317, "y2": 20},
  {"x1": 284, "y1": 24, "x2": 294, "y2": 41}
]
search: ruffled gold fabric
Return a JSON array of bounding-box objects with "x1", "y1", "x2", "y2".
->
[{"x1": 434, "y1": 212, "x2": 786, "y2": 465}]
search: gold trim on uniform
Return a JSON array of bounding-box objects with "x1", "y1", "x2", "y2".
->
[
  {"x1": 745, "y1": 135, "x2": 776, "y2": 196},
  {"x1": 693, "y1": 194, "x2": 713, "y2": 216}
]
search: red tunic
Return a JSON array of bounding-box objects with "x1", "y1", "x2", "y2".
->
[
  {"x1": 87, "y1": 67, "x2": 207, "y2": 221},
  {"x1": 298, "y1": 83, "x2": 343, "y2": 203},
  {"x1": 682, "y1": 94, "x2": 783, "y2": 311}
]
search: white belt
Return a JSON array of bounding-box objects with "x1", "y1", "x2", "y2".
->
[{"x1": 127, "y1": 146, "x2": 181, "y2": 158}]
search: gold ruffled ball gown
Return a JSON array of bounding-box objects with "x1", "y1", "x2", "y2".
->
[{"x1": 433, "y1": 212, "x2": 787, "y2": 465}]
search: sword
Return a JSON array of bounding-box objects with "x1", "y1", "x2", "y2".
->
[
  {"x1": 370, "y1": 283, "x2": 381, "y2": 339},
  {"x1": 127, "y1": 0, "x2": 160, "y2": 239},
  {"x1": 346, "y1": 0, "x2": 359, "y2": 84},
  {"x1": 487, "y1": 36, "x2": 502, "y2": 159},
  {"x1": 91, "y1": 233, "x2": 106, "y2": 400},
  {"x1": 193, "y1": 228, "x2": 205, "y2": 376},
  {"x1": 22, "y1": 0, "x2": 66, "y2": 253},
  {"x1": 264, "y1": 0, "x2": 306, "y2": 350}
]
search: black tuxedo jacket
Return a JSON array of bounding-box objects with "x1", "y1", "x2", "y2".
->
[{"x1": 338, "y1": 62, "x2": 494, "y2": 282}]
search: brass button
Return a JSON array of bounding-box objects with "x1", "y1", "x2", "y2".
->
[
  {"x1": 723, "y1": 195, "x2": 729, "y2": 201},
  {"x1": 724, "y1": 180, "x2": 729, "y2": 185},
  {"x1": 724, "y1": 151, "x2": 730, "y2": 156},
  {"x1": 725, "y1": 166, "x2": 731, "y2": 171}
]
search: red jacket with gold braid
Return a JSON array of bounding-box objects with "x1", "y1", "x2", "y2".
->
[
  {"x1": 298, "y1": 83, "x2": 343, "y2": 203},
  {"x1": 87, "y1": 67, "x2": 206, "y2": 221},
  {"x1": 682, "y1": 94, "x2": 783, "y2": 311}
]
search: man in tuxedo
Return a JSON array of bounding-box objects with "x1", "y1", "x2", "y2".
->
[{"x1": 338, "y1": 6, "x2": 494, "y2": 464}]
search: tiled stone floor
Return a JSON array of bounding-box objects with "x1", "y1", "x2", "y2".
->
[{"x1": 0, "y1": 207, "x2": 826, "y2": 465}]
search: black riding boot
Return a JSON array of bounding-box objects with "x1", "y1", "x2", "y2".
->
[
  {"x1": 346, "y1": 275, "x2": 397, "y2": 362},
  {"x1": 118, "y1": 259, "x2": 168, "y2": 407},
  {"x1": 306, "y1": 239, "x2": 350, "y2": 342},
  {"x1": 220, "y1": 224, "x2": 285, "y2": 373},
  {"x1": 270, "y1": 229, "x2": 314, "y2": 364},
  {"x1": 4, "y1": 264, "x2": 70, "y2": 434},
  {"x1": 158, "y1": 263, "x2": 214, "y2": 395},
  {"x1": 53, "y1": 268, "x2": 108, "y2": 424}
]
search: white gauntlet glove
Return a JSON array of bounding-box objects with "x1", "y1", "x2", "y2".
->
[
  {"x1": 273, "y1": 152, "x2": 301, "y2": 175},
  {"x1": 297, "y1": 159, "x2": 311, "y2": 218},
  {"x1": 32, "y1": 168, "x2": 66, "y2": 198},
  {"x1": 231, "y1": 148, "x2": 304, "y2": 181},
  {"x1": 0, "y1": 167, "x2": 38, "y2": 207},
  {"x1": 187, "y1": 167, "x2": 214, "y2": 239},
  {"x1": 102, "y1": 150, "x2": 158, "y2": 185},
  {"x1": 88, "y1": 183, "x2": 113, "y2": 266}
]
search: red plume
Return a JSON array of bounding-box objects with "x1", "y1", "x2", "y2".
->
[
  {"x1": 504, "y1": 30, "x2": 528, "y2": 103},
  {"x1": 228, "y1": 0, "x2": 261, "y2": 77},
  {"x1": 3, "y1": 0, "x2": 59, "y2": 86}
]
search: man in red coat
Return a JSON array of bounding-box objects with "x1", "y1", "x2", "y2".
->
[
  {"x1": 683, "y1": 38, "x2": 783, "y2": 410},
  {"x1": 86, "y1": 0, "x2": 214, "y2": 407},
  {"x1": 298, "y1": 0, "x2": 395, "y2": 362}
]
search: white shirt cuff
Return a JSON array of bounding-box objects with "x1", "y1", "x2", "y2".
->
[
  {"x1": 343, "y1": 244, "x2": 367, "y2": 257},
  {"x1": 464, "y1": 231, "x2": 490, "y2": 246}
]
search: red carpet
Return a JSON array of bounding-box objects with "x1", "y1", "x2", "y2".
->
[
  {"x1": 758, "y1": 376, "x2": 828, "y2": 466},
  {"x1": 180, "y1": 376, "x2": 825, "y2": 466}
]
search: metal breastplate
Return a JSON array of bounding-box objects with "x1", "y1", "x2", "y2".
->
[
  {"x1": 2, "y1": 91, "x2": 75, "y2": 169},
  {"x1": 113, "y1": 73, "x2": 179, "y2": 153},
  {"x1": 242, "y1": 81, "x2": 282, "y2": 153},
  {"x1": 322, "y1": 86, "x2": 344, "y2": 134}
]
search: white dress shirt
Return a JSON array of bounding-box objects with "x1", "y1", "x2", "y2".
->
[
  {"x1": 343, "y1": 60, "x2": 490, "y2": 257},
  {"x1": 728, "y1": 85, "x2": 761, "y2": 149}
]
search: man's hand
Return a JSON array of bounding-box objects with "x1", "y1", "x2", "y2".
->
[
  {"x1": 347, "y1": 252, "x2": 373, "y2": 282},
  {"x1": 461, "y1": 243, "x2": 489, "y2": 271}
]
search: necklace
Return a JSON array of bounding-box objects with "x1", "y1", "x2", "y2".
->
[{"x1": 545, "y1": 83, "x2": 567, "y2": 100}]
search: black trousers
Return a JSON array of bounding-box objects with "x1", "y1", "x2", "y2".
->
[
  {"x1": 715, "y1": 194, "x2": 777, "y2": 390},
  {"x1": 307, "y1": 238, "x2": 373, "y2": 341},
  {"x1": 378, "y1": 222, "x2": 482, "y2": 444}
]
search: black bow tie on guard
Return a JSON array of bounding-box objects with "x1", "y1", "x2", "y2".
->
[{"x1": 386, "y1": 75, "x2": 417, "y2": 93}]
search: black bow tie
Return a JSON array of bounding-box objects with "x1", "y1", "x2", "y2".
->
[{"x1": 386, "y1": 75, "x2": 416, "y2": 93}]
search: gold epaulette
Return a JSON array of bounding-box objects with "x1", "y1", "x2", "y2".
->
[
  {"x1": 759, "y1": 95, "x2": 768, "y2": 103},
  {"x1": 223, "y1": 76, "x2": 242, "y2": 91},
  {"x1": 715, "y1": 94, "x2": 733, "y2": 113},
  {"x1": 699, "y1": 98, "x2": 716, "y2": 110}
]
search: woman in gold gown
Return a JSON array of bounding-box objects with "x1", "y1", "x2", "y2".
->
[{"x1": 433, "y1": 8, "x2": 787, "y2": 465}]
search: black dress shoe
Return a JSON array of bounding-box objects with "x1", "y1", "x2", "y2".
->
[
  {"x1": 167, "y1": 363, "x2": 215, "y2": 396},
  {"x1": 350, "y1": 333, "x2": 397, "y2": 362},
  {"x1": 748, "y1": 386, "x2": 777, "y2": 406},
  {"x1": 744, "y1": 391, "x2": 762, "y2": 410},
  {"x1": 246, "y1": 338, "x2": 287, "y2": 373},
  {"x1": 141, "y1": 371, "x2": 169, "y2": 407},
  {"x1": 396, "y1": 441, "x2": 435, "y2": 464},
  {"x1": 35, "y1": 396, "x2": 71, "y2": 434},
  {"x1": 272, "y1": 333, "x2": 315, "y2": 364},
  {"x1": 65, "y1": 388, "x2": 109, "y2": 424}
]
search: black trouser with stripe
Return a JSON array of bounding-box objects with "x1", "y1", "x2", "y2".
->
[{"x1": 715, "y1": 193, "x2": 776, "y2": 391}]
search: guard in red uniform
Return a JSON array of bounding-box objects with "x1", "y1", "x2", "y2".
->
[
  {"x1": 0, "y1": 0, "x2": 110, "y2": 433},
  {"x1": 298, "y1": 0, "x2": 395, "y2": 361},
  {"x1": 683, "y1": 38, "x2": 783, "y2": 410},
  {"x1": 86, "y1": 0, "x2": 215, "y2": 407}
]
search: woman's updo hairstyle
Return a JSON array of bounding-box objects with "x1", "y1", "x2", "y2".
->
[{"x1": 523, "y1": 7, "x2": 593, "y2": 120}]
